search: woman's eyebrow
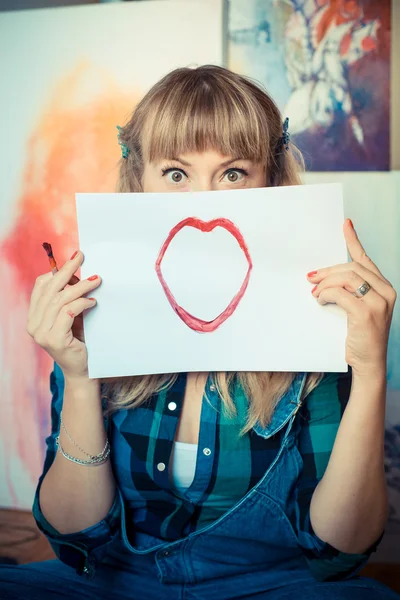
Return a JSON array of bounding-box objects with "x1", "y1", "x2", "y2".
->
[
  {"x1": 219, "y1": 157, "x2": 245, "y2": 167},
  {"x1": 169, "y1": 156, "x2": 246, "y2": 168},
  {"x1": 170, "y1": 157, "x2": 191, "y2": 167}
]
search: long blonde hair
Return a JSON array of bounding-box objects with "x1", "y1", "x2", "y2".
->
[{"x1": 103, "y1": 65, "x2": 323, "y2": 434}]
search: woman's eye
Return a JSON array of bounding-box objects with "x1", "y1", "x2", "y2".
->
[
  {"x1": 162, "y1": 168, "x2": 187, "y2": 184},
  {"x1": 223, "y1": 169, "x2": 247, "y2": 183}
]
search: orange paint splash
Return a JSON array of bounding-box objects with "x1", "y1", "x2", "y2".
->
[{"x1": 0, "y1": 60, "x2": 140, "y2": 506}]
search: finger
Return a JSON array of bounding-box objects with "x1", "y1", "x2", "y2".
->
[
  {"x1": 311, "y1": 266, "x2": 392, "y2": 303},
  {"x1": 38, "y1": 275, "x2": 101, "y2": 333},
  {"x1": 34, "y1": 297, "x2": 96, "y2": 350},
  {"x1": 313, "y1": 272, "x2": 387, "y2": 316},
  {"x1": 27, "y1": 271, "x2": 54, "y2": 325},
  {"x1": 51, "y1": 297, "x2": 97, "y2": 339},
  {"x1": 344, "y1": 219, "x2": 389, "y2": 283},
  {"x1": 28, "y1": 253, "x2": 83, "y2": 319},
  {"x1": 317, "y1": 286, "x2": 364, "y2": 316},
  {"x1": 48, "y1": 251, "x2": 84, "y2": 293},
  {"x1": 28, "y1": 273, "x2": 79, "y2": 326}
]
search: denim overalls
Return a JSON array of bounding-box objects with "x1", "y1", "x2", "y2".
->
[
  {"x1": 67, "y1": 372, "x2": 326, "y2": 598},
  {"x1": 1, "y1": 372, "x2": 398, "y2": 599},
  {"x1": 102, "y1": 374, "x2": 312, "y2": 587}
]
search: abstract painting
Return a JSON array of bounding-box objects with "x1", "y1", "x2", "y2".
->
[
  {"x1": 228, "y1": 0, "x2": 391, "y2": 171},
  {"x1": 0, "y1": 0, "x2": 222, "y2": 508}
]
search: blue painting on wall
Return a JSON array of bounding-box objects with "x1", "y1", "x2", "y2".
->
[{"x1": 228, "y1": 0, "x2": 391, "y2": 171}]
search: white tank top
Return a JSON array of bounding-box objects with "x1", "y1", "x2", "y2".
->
[{"x1": 169, "y1": 440, "x2": 198, "y2": 495}]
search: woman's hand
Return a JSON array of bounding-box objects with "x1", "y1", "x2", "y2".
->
[
  {"x1": 27, "y1": 251, "x2": 101, "y2": 381},
  {"x1": 307, "y1": 219, "x2": 397, "y2": 377}
]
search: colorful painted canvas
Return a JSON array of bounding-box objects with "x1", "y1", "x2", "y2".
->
[
  {"x1": 228, "y1": 0, "x2": 391, "y2": 171},
  {"x1": 0, "y1": 0, "x2": 222, "y2": 509}
]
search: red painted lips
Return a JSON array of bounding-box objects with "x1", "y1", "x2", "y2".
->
[{"x1": 155, "y1": 217, "x2": 253, "y2": 332}]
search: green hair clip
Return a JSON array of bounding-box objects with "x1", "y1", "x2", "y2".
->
[
  {"x1": 116, "y1": 125, "x2": 130, "y2": 159},
  {"x1": 282, "y1": 117, "x2": 290, "y2": 150}
]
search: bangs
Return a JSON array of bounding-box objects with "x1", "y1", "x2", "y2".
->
[{"x1": 141, "y1": 75, "x2": 271, "y2": 164}]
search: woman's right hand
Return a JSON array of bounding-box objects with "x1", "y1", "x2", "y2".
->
[{"x1": 26, "y1": 251, "x2": 102, "y2": 381}]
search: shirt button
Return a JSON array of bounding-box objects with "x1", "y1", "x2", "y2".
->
[
  {"x1": 203, "y1": 448, "x2": 212, "y2": 456},
  {"x1": 209, "y1": 384, "x2": 216, "y2": 392},
  {"x1": 163, "y1": 550, "x2": 170, "y2": 556},
  {"x1": 157, "y1": 463, "x2": 166, "y2": 471},
  {"x1": 168, "y1": 402, "x2": 177, "y2": 411}
]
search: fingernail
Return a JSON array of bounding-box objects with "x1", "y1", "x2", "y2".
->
[
  {"x1": 307, "y1": 271, "x2": 318, "y2": 278},
  {"x1": 88, "y1": 275, "x2": 99, "y2": 281},
  {"x1": 70, "y1": 251, "x2": 78, "y2": 260},
  {"x1": 311, "y1": 285, "x2": 318, "y2": 294},
  {"x1": 88, "y1": 297, "x2": 96, "y2": 301},
  {"x1": 348, "y1": 219, "x2": 354, "y2": 229}
]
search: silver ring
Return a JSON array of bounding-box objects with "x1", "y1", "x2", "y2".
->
[{"x1": 354, "y1": 280, "x2": 372, "y2": 298}]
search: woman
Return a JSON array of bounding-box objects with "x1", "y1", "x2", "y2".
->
[{"x1": 1, "y1": 65, "x2": 398, "y2": 600}]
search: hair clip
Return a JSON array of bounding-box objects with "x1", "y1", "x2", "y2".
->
[
  {"x1": 116, "y1": 125, "x2": 130, "y2": 159},
  {"x1": 282, "y1": 117, "x2": 290, "y2": 150}
]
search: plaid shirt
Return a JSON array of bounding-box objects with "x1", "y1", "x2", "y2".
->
[{"x1": 32, "y1": 364, "x2": 383, "y2": 580}]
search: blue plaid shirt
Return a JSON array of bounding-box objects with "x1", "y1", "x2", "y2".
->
[{"x1": 32, "y1": 364, "x2": 383, "y2": 580}]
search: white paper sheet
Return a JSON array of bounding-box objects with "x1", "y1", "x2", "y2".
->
[{"x1": 75, "y1": 183, "x2": 349, "y2": 378}]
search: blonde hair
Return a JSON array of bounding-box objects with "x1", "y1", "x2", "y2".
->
[{"x1": 103, "y1": 65, "x2": 323, "y2": 434}]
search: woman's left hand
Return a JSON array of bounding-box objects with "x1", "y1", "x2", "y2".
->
[{"x1": 307, "y1": 219, "x2": 397, "y2": 377}]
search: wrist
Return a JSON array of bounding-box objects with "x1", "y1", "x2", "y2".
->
[
  {"x1": 64, "y1": 374, "x2": 101, "y2": 398},
  {"x1": 351, "y1": 365, "x2": 387, "y2": 396},
  {"x1": 351, "y1": 361, "x2": 387, "y2": 384}
]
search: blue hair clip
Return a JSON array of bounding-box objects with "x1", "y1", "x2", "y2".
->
[
  {"x1": 116, "y1": 125, "x2": 130, "y2": 159},
  {"x1": 282, "y1": 117, "x2": 290, "y2": 150}
]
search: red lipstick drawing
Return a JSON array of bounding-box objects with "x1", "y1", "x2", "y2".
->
[{"x1": 155, "y1": 217, "x2": 253, "y2": 333}]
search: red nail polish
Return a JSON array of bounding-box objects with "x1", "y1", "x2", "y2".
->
[
  {"x1": 311, "y1": 285, "x2": 318, "y2": 294},
  {"x1": 348, "y1": 219, "x2": 354, "y2": 229},
  {"x1": 307, "y1": 271, "x2": 318, "y2": 278},
  {"x1": 70, "y1": 251, "x2": 78, "y2": 260},
  {"x1": 88, "y1": 275, "x2": 99, "y2": 281}
]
